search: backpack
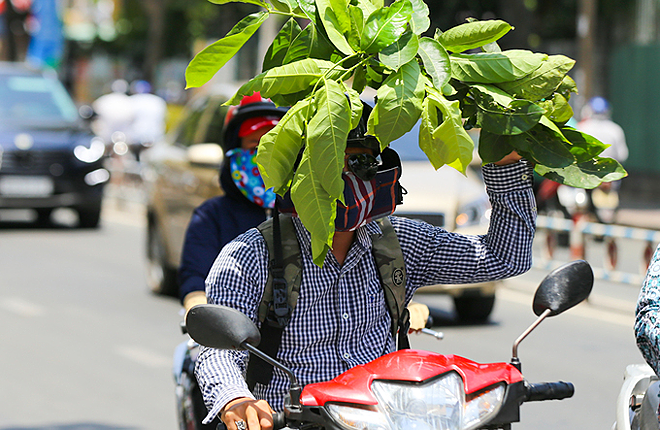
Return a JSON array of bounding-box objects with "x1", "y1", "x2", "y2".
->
[{"x1": 246, "y1": 214, "x2": 409, "y2": 389}]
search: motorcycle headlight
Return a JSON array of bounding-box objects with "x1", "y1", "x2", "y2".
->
[
  {"x1": 327, "y1": 372, "x2": 505, "y2": 430},
  {"x1": 74, "y1": 137, "x2": 105, "y2": 163}
]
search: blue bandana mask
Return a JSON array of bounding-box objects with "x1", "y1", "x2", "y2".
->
[{"x1": 226, "y1": 148, "x2": 276, "y2": 209}]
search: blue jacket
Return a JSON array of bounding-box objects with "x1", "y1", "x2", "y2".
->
[{"x1": 178, "y1": 164, "x2": 267, "y2": 303}]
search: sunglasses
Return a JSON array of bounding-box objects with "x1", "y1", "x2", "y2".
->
[{"x1": 346, "y1": 153, "x2": 381, "y2": 181}]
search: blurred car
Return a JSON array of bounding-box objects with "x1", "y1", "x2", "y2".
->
[
  {"x1": 390, "y1": 123, "x2": 499, "y2": 323},
  {"x1": 0, "y1": 62, "x2": 109, "y2": 228},
  {"x1": 141, "y1": 89, "x2": 231, "y2": 296}
]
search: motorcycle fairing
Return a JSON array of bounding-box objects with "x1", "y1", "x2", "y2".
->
[{"x1": 300, "y1": 349, "x2": 523, "y2": 407}]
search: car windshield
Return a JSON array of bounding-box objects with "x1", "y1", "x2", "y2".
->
[{"x1": 0, "y1": 75, "x2": 79, "y2": 123}]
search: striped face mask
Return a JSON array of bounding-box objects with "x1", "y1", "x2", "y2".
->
[{"x1": 226, "y1": 148, "x2": 276, "y2": 209}]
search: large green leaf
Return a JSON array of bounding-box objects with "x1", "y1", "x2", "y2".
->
[
  {"x1": 307, "y1": 80, "x2": 352, "y2": 199},
  {"x1": 478, "y1": 131, "x2": 516, "y2": 164},
  {"x1": 507, "y1": 125, "x2": 575, "y2": 168},
  {"x1": 360, "y1": 0, "x2": 413, "y2": 54},
  {"x1": 379, "y1": 31, "x2": 419, "y2": 71},
  {"x1": 437, "y1": 20, "x2": 512, "y2": 53},
  {"x1": 421, "y1": 87, "x2": 474, "y2": 173},
  {"x1": 343, "y1": 84, "x2": 364, "y2": 129},
  {"x1": 535, "y1": 158, "x2": 627, "y2": 189},
  {"x1": 368, "y1": 60, "x2": 425, "y2": 146},
  {"x1": 185, "y1": 12, "x2": 269, "y2": 88},
  {"x1": 352, "y1": 65, "x2": 367, "y2": 92},
  {"x1": 347, "y1": 6, "x2": 364, "y2": 50},
  {"x1": 496, "y1": 55, "x2": 575, "y2": 101},
  {"x1": 316, "y1": 0, "x2": 354, "y2": 55},
  {"x1": 227, "y1": 59, "x2": 338, "y2": 104},
  {"x1": 417, "y1": 37, "x2": 451, "y2": 90},
  {"x1": 283, "y1": 21, "x2": 336, "y2": 64},
  {"x1": 262, "y1": 18, "x2": 302, "y2": 72},
  {"x1": 290, "y1": 151, "x2": 336, "y2": 266},
  {"x1": 471, "y1": 84, "x2": 544, "y2": 135},
  {"x1": 538, "y1": 93, "x2": 573, "y2": 124},
  {"x1": 561, "y1": 127, "x2": 609, "y2": 162},
  {"x1": 208, "y1": 0, "x2": 267, "y2": 5},
  {"x1": 450, "y1": 50, "x2": 547, "y2": 84},
  {"x1": 408, "y1": 0, "x2": 430, "y2": 35},
  {"x1": 257, "y1": 98, "x2": 312, "y2": 193}
]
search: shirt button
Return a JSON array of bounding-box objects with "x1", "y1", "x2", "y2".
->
[
  {"x1": 343, "y1": 353, "x2": 350, "y2": 359},
  {"x1": 342, "y1": 313, "x2": 349, "y2": 320},
  {"x1": 521, "y1": 174, "x2": 529, "y2": 181}
]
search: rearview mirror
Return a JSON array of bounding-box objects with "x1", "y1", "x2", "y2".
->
[
  {"x1": 533, "y1": 260, "x2": 593, "y2": 317},
  {"x1": 185, "y1": 304, "x2": 261, "y2": 350}
]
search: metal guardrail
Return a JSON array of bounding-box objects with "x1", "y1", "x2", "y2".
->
[{"x1": 534, "y1": 214, "x2": 659, "y2": 285}]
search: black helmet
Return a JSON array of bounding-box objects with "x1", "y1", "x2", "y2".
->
[
  {"x1": 222, "y1": 92, "x2": 288, "y2": 153},
  {"x1": 346, "y1": 101, "x2": 381, "y2": 156}
]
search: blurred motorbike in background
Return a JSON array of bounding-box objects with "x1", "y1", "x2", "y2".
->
[{"x1": 613, "y1": 363, "x2": 659, "y2": 430}]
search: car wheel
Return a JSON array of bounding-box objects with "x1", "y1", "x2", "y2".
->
[
  {"x1": 147, "y1": 220, "x2": 178, "y2": 296},
  {"x1": 77, "y1": 205, "x2": 102, "y2": 229},
  {"x1": 453, "y1": 292, "x2": 496, "y2": 323}
]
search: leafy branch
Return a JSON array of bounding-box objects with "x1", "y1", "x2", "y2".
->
[{"x1": 185, "y1": 0, "x2": 627, "y2": 265}]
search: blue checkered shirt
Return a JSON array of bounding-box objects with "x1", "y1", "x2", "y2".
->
[{"x1": 196, "y1": 160, "x2": 536, "y2": 423}]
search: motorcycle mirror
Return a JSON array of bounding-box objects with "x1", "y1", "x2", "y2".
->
[
  {"x1": 185, "y1": 304, "x2": 261, "y2": 350},
  {"x1": 533, "y1": 260, "x2": 594, "y2": 317}
]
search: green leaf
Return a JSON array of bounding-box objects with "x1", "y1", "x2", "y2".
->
[
  {"x1": 227, "y1": 58, "x2": 337, "y2": 104},
  {"x1": 368, "y1": 60, "x2": 424, "y2": 146},
  {"x1": 379, "y1": 31, "x2": 419, "y2": 71},
  {"x1": 478, "y1": 131, "x2": 516, "y2": 164},
  {"x1": 507, "y1": 125, "x2": 575, "y2": 168},
  {"x1": 270, "y1": 0, "x2": 306, "y2": 16},
  {"x1": 556, "y1": 74, "x2": 578, "y2": 101},
  {"x1": 262, "y1": 18, "x2": 302, "y2": 72},
  {"x1": 421, "y1": 87, "x2": 474, "y2": 173},
  {"x1": 290, "y1": 151, "x2": 336, "y2": 266},
  {"x1": 352, "y1": 65, "x2": 367, "y2": 92},
  {"x1": 450, "y1": 50, "x2": 547, "y2": 84},
  {"x1": 535, "y1": 158, "x2": 627, "y2": 189},
  {"x1": 344, "y1": 84, "x2": 364, "y2": 129},
  {"x1": 352, "y1": 0, "x2": 377, "y2": 17},
  {"x1": 185, "y1": 12, "x2": 269, "y2": 88},
  {"x1": 361, "y1": 0, "x2": 413, "y2": 54},
  {"x1": 437, "y1": 19, "x2": 513, "y2": 53},
  {"x1": 307, "y1": 80, "x2": 352, "y2": 199},
  {"x1": 496, "y1": 55, "x2": 575, "y2": 101},
  {"x1": 471, "y1": 84, "x2": 544, "y2": 135},
  {"x1": 541, "y1": 93, "x2": 573, "y2": 124},
  {"x1": 257, "y1": 98, "x2": 312, "y2": 193},
  {"x1": 561, "y1": 127, "x2": 609, "y2": 162},
  {"x1": 316, "y1": 0, "x2": 355, "y2": 55},
  {"x1": 417, "y1": 37, "x2": 451, "y2": 90},
  {"x1": 207, "y1": 0, "x2": 267, "y2": 5},
  {"x1": 347, "y1": 5, "x2": 364, "y2": 49},
  {"x1": 409, "y1": 0, "x2": 430, "y2": 35},
  {"x1": 284, "y1": 20, "x2": 335, "y2": 64}
]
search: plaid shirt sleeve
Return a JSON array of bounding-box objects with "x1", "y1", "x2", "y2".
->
[
  {"x1": 394, "y1": 159, "x2": 537, "y2": 289},
  {"x1": 195, "y1": 228, "x2": 270, "y2": 423}
]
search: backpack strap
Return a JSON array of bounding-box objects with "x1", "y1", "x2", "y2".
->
[
  {"x1": 372, "y1": 217, "x2": 410, "y2": 350},
  {"x1": 247, "y1": 214, "x2": 302, "y2": 389}
]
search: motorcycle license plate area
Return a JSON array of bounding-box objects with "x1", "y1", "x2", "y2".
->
[{"x1": 0, "y1": 176, "x2": 54, "y2": 197}]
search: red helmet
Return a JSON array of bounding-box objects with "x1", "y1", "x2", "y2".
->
[{"x1": 222, "y1": 92, "x2": 288, "y2": 153}]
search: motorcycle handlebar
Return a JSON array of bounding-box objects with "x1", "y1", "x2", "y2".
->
[
  {"x1": 272, "y1": 412, "x2": 286, "y2": 430},
  {"x1": 525, "y1": 381, "x2": 574, "y2": 402}
]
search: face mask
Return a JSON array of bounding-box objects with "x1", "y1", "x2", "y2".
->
[
  {"x1": 226, "y1": 148, "x2": 276, "y2": 209},
  {"x1": 277, "y1": 166, "x2": 401, "y2": 231}
]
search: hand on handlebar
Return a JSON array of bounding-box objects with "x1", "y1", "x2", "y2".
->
[{"x1": 221, "y1": 397, "x2": 274, "y2": 430}]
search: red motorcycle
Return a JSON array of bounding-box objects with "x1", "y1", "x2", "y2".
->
[{"x1": 186, "y1": 260, "x2": 593, "y2": 430}]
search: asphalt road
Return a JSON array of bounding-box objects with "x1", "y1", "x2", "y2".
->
[{"x1": 0, "y1": 202, "x2": 650, "y2": 430}]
